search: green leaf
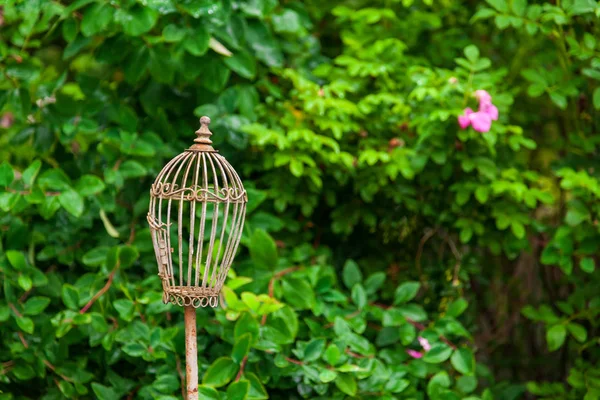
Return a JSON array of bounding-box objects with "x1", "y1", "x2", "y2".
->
[
  {"x1": 16, "y1": 316, "x2": 34, "y2": 334},
  {"x1": 580, "y1": 257, "x2": 595, "y2": 273},
  {"x1": 124, "y1": 47, "x2": 150, "y2": 83},
  {"x1": 82, "y1": 246, "x2": 110, "y2": 267},
  {"x1": 81, "y1": 3, "x2": 113, "y2": 37},
  {"x1": 511, "y1": 0, "x2": 527, "y2": 16},
  {"x1": 567, "y1": 322, "x2": 587, "y2": 343},
  {"x1": 123, "y1": 343, "x2": 146, "y2": 357},
  {"x1": 202, "y1": 357, "x2": 238, "y2": 388},
  {"x1": 184, "y1": 25, "x2": 210, "y2": 56},
  {"x1": 245, "y1": 372, "x2": 268, "y2": 400},
  {"x1": 23, "y1": 296, "x2": 51, "y2": 315},
  {"x1": 423, "y1": 344, "x2": 453, "y2": 363},
  {"x1": 245, "y1": 20, "x2": 283, "y2": 67},
  {"x1": 282, "y1": 278, "x2": 315, "y2": 310},
  {"x1": 550, "y1": 92, "x2": 567, "y2": 110},
  {"x1": 153, "y1": 374, "x2": 179, "y2": 393},
  {"x1": 59, "y1": 190, "x2": 84, "y2": 217},
  {"x1": 398, "y1": 304, "x2": 428, "y2": 322},
  {"x1": 234, "y1": 312, "x2": 260, "y2": 344},
  {"x1": 342, "y1": 259, "x2": 362, "y2": 289},
  {"x1": 303, "y1": 338, "x2": 325, "y2": 362},
  {"x1": 446, "y1": 298, "x2": 468, "y2": 317},
  {"x1": 198, "y1": 385, "x2": 221, "y2": 400},
  {"x1": 22, "y1": 160, "x2": 41, "y2": 186},
  {"x1": 227, "y1": 380, "x2": 249, "y2": 400},
  {"x1": 18, "y1": 274, "x2": 32, "y2": 291},
  {"x1": 457, "y1": 375, "x2": 478, "y2": 394},
  {"x1": 324, "y1": 344, "x2": 341, "y2": 366},
  {"x1": 319, "y1": 369, "x2": 337, "y2": 383},
  {"x1": 451, "y1": 348, "x2": 475, "y2": 375},
  {"x1": 232, "y1": 333, "x2": 252, "y2": 364},
  {"x1": 91, "y1": 383, "x2": 118, "y2": 400},
  {"x1": 0, "y1": 162, "x2": 14, "y2": 187},
  {"x1": 75, "y1": 175, "x2": 105, "y2": 196},
  {"x1": 335, "y1": 373, "x2": 357, "y2": 396},
  {"x1": 12, "y1": 364, "x2": 36, "y2": 380},
  {"x1": 351, "y1": 284, "x2": 367, "y2": 309},
  {"x1": 398, "y1": 323, "x2": 416, "y2": 345},
  {"x1": 121, "y1": 6, "x2": 158, "y2": 36},
  {"x1": 364, "y1": 272, "x2": 386, "y2": 294},
  {"x1": 249, "y1": 230, "x2": 277, "y2": 269},
  {"x1": 163, "y1": 24, "x2": 186, "y2": 42},
  {"x1": 6, "y1": 250, "x2": 27, "y2": 270},
  {"x1": 394, "y1": 281, "x2": 420, "y2": 304},
  {"x1": 113, "y1": 299, "x2": 135, "y2": 321},
  {"x1": 61, "y1": 284, "x2": 80, "y2": 310},
  {"x1": 486, "y1": 0, "x2": 509, "y2": 12},
  {"x1": 464, "y1": 45, "x2": 479, "y2": 62},
  {"x1": 202, "y1": 57, "x2": 231, "y2": 92},
  {"x1": 546, "y1": 324, "x2": 567, "y2": 351}
]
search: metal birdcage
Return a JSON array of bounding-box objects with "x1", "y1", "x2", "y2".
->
[{"x1": 147, "y1": 116, "x2": 248, "y2": 309}]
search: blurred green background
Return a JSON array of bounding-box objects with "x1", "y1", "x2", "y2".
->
[{"x1": 1, "y1": 0, "x2": 600, "y2": 399}]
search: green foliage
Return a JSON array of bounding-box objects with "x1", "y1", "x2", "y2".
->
[{"x1": 1, "y1": 0, "x2": 600, "y2": 399}]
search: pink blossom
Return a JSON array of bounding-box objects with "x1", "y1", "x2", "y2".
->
[
  {"x1": 458, "y1": 108, "x2": 473, "y2": 129},
  {"x1": 474, "y1": 90, "x2": 492, "y2": 104},
  {"x1": 480, "y1": 102, "x2": 498, "y2": 121},
  {"x1": 406, "y1": 349, "x2": 423, "y2": 359},
  {"x1": 469, "y1": 111, "x2": 492, "y2": 133},
  {"x1": 418, "y1": 336, "x2": 431, "y2": 351}
]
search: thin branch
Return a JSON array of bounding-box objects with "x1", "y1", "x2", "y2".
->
[
  {"x1": 43, "y1": 360, "x2": 73, "y2": 382},
  {"x1": 8, "y1": 303, "x2": 22, "y2": 318},
  {"x1": 175, "y1": 354, "x2": 186, "y2": 400},
  {"x1": 345, "y1": 349, "x2": 373, "y2": 359},
  {"x1": 415, "y1": 228, "x2": 437, "y2": 286},
  {"x1": 6, "y1": 188, "x2": 60, "y2": 196},
  {"x1": 79, "y1": 261, "x2": 120, "y2": 314},
  {"x1": 261, "y1": 266, "x2": 301, "y2": 325},
  {"x1": 263, "y1": 350, "x2": 303, "y2": 365},
  {"x1": 440, "y1": 232, "x2": 462, "y2": 286},
  {"x1": 235, "y1": 356, "x2": 247, "y2": 381}
]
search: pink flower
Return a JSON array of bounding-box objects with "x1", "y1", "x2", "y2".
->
[
  {"x1": 406, "y1": 349, "x2": 423, "y2": 359},
  {"x1": 418, "y1": 336, "x2": 431, "y2": 351},
  {"x1": 474, "y1": 90, "x2": 492, "y2": 104},
  {"x1": 458, "y1": 108, "x2": 473, "y2": 129},
  {"x1": 480, "y1": 102, "x2": 498, "y2": 121},
  {"x1": 469, "y1": 111, "x2": 492, "y2": 133}
]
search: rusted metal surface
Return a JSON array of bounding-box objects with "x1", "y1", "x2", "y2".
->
[
  {"x1": 184, "y1": 306, "x2": 198, "y2": 400},
  {"x1": 147, "y1": 116, "x2": 248, "y2": 308}
]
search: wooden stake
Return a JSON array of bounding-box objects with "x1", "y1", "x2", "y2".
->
[{"x1": 184, "y1": 306, "x2": 198, "y2": 400}]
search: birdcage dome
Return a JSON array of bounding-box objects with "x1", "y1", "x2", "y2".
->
[{"x1": 147, "y1": 117, "x2": 247, "y2": 308}]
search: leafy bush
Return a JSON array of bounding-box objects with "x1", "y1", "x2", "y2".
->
[{"x1": 1, "y1": 0, "x2": 599, "y2": 399}]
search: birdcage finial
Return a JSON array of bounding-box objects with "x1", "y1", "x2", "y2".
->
[{"x1": 190, "y1": 116, "x2": 215, "y2": 151}]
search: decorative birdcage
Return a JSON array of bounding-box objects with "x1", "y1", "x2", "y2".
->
[
  {"x1": 148, "y1": 116, "x2": 247, "y2": 399},
  {"x1": 147, "y1": 116, "x2": 248, "y2": 308}
]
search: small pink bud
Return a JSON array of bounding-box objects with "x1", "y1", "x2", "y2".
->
[
  {"x1": 406, "y1": 349, "x2": 423, "y2": 359},
  {"x1": 418, "y1": 336, "x2": 432, "y2": 351},
  {"x1": 448, "y1": 77, "x2": 458, "y2": 84}
]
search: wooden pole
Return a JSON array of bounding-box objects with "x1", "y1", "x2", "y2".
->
[{"x1": 184, "y1": 306, "x2": 198, "y2": 400}]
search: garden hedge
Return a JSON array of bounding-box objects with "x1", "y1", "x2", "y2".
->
[{"x1": 1, "y1": 0, "x2": 599, "y2": 399}]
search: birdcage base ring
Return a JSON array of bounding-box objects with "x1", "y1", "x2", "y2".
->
[{"x1": 163, "y1": 286, "x2": 219, "y2": 308}]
